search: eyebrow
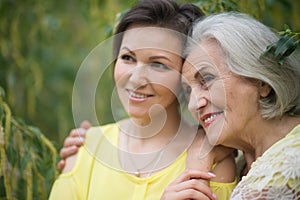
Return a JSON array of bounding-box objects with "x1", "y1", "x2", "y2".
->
[
  {"x1": 120, "y1": 46, "x2": 135, "y2": 56},
  {"x1": 121, "y1": 46, "x2": 173, "y2": 63},
  {"x1": 149, "y1": 56, "x2": 172, "y2": 63}
]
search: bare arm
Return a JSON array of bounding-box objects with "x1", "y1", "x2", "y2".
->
[
  {"x1": 186, "y1": 128, "x2": 236, "y2": 178},
  {"x1": 211, "y1": 154, "x2": 236, "y2": 183}
]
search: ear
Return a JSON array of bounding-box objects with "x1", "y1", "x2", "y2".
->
[{"x1": 258, "y1": 81, "x2": 272, "y2": 98}]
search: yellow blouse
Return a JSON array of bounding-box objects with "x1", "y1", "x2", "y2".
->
[{"x1": 49, "y1": 123, "x2": 236, "y2": 199}]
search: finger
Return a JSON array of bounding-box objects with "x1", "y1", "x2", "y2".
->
[
  {"x1": 173, "y1": 178, "x2": 214, "y2": 199},
  {"x1": 60, "y1": 145, "x2": 79, "y2": 159},
  {"x1": 169, "y1": 170, "x2": 216, "y2": 185},
  {"x1": 70, "y1": 128, "x2": 87, "y2": 137},
  {"x1": 64, "y1": 136, "x2": 84, "y2": 147},
  {"x1": 163, "y1": 179, "x2": 216, "y2": 200},
  {"x1": 176, "y1": 188, "x2": 214, "y2": 200},
  {"x1": 166, "y1": 170, "x2": 216, "y2": 200},
  {"x1": 187, "y1": 179, "x2": 215, "y2": 200},
  {"x1": 80, "y1": 120, "x2": 91, "y2": 129},
  {"x1": 57, "y1": 160, "x2": 65, "y2": 171}
]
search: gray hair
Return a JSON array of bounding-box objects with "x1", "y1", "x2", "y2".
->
[{"x1": 187, "y1": 12, "x2": 300, "y2": 119}]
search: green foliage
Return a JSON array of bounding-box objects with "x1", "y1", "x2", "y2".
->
[
  {"x1": 184, "y1": 0, "x2": 300, "y2": 31},
  {"x1": 0, "y1": 0, "x2": 299, "y2": 146},
  {"x1": 263, "y1": 27, "x2": 299, "y2": 65},
  {"x1": 0, "y1": 88, "x2": 58, "y2": 199},
  {"x1": 0, "y1": 0, "x2": 129, "y2": 146},
  {"x1": 192, "y1": 0, "x2": 238, "y2": 14},
  {"x1": 0, "y1": 0, "x2": 299, "y2": 199}
]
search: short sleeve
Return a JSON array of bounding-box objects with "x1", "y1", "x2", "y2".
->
[
  {"x1": 49, "y1": 126, "x2": 104, "y2": 200},
  {"x1": 210, "y1": 179, "x2": 237, "y2": 200},
  {"x1": 48, "y1": 175, "x2": 81, "y2": 200}
]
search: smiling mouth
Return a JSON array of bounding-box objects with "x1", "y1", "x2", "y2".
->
[
  {"x1": 201, "y1": 112, "x2": 223, "y2": 128},
  {"x1": 127, "y1": 90, "x2": 153, "y2": 99}
]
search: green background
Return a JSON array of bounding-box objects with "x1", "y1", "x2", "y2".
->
[
  {"x1": 1, "y1": 0, "x2": 299, "y2": 146},
  {"x1": 0, "y1": 1, "x2": 299, "y2": 198}
]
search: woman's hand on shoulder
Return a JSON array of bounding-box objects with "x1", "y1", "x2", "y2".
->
[
  {"x1": 57, "y1": 120, "x2": 91, "y2": 172},
  {"x1": 61, "y1": 152, "x2": 79, "y2": 174},
  {"x1": 161, "y1": 170, "x2": 217, "y2": 200}
]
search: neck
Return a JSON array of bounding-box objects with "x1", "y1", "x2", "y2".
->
[
  {"x1": 127, "y1": 103, "x2": 181, "y2": 140},
  {"x1": 118, "y1": 103, "x2": 191, "y2": 177},
  {"x1": 121, "y1": 102, "x2": 181, "y2": 151},
  {"x1": 233, "y1": 115, "x2": 300, "y2": 167}
]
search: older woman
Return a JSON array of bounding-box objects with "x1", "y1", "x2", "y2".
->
[{"x1": 182, "y1": 12, "x2": 300, "y2": 199}]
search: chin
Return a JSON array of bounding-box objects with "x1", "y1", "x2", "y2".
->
[
  {"x1": 128, "y1": 112, "x2": 147, "y2": 119},
  {"x1": 205, "y1": 129, "x2": 224, "y2": 146},
  {"x1": 207, "y1": 121, "x2": 226, "y2": 145}
]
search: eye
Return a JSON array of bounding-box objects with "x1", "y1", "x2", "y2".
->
[
  {"x1": 202, "y1": 74, "x2": 215, "y2": 83},
  {"x1": 121, "y1": 55, "x2": 135, "y2": 62},
  {"x1": 150, "y1": 62, "x2": 170, "y2": 70},
  {"x1": 198, "y1": 74, "x2": 215, "y2": 89}
]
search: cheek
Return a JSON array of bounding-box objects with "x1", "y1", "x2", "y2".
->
[
  {"x1": 222, "y1": 81, "x2": 260, "y2": 137},
  {"x1": 113, "y1": 62, "x2": 120, "y2": 82},
  {"x1": 226, "y1": 82, "x2": 259, "y2": 112},
  {"x1": 210, "y1": 84, "x2": 227, "y2": 108},
  {"x1": 114, "y1": 61, "x2": 128, "y2": 85}
]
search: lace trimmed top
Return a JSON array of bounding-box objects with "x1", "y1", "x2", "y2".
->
[{"x1": 231, "y1": 124, "x2": 300, "y2": 199}]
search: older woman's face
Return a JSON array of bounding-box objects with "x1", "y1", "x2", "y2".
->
[{"x1": 182, "y1": 39, "x2": 260, "y2": 146}]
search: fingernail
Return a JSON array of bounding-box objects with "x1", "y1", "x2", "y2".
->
[
  {"x1": 77, "y1": 137, "x2": 84, "y2": 142},
  {"x1": 208, "y1": 172, "x2": 216, "y2": 177},
  {"x1": 72, "y1": 145, "x2": 78, "y2": 150},
  {"x1": 79, "y1": 129, "x2": 85, "y2": 134},
  {"x1": 212, "y1": 193, "x2": 218, "y2": 200}
]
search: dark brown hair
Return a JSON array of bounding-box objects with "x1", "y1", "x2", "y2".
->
[{"x1": 113, "y1": 0, "x2": 204, "y2": 59}]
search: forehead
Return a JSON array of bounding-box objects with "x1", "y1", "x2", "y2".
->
[
  {"x1": 182, "y1": 40, "x2": 226, "y2": 77},
  {"x1": 122, "y1": 26, "x2": 183, "y2": 55}
]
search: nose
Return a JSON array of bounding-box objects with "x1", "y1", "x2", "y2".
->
[
  {"x1": 188, "y1": 87, "x2": 208, "y2": 113},
  {"x1": 128, "y1": 64, "x2": 149, "y2": 88}
]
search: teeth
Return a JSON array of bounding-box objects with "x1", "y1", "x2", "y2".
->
[
  {"x1": 204, "y1": 114, "x2": 218, "y2": 124},
  {"x1": 129, "y1": 91, "x2": 148, "y2": 99}
]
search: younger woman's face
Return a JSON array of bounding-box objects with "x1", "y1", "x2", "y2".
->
[{"x1": 114, "y1": 26, "x2": 183, "y2": 122}]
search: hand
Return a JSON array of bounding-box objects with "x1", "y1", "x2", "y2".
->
[
  {"x1": 161, "y1": 170, "x2": 217, "y2": 200},
  {"x1": 57, "y1": 120, "x2": 91, "y2": 171}
]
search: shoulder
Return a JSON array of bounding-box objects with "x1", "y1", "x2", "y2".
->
[
  {"x1": 262, "y1": 124, "x2": 300, "y2": 162},
  {"x1": 62, "y1": 123, "x2": 119, "y2": 174},
  {"x1": 256, "y1": 125, "x2": 300, "y2": 173},
  {"x1": 235, "y1": 126, "x2": 300, "y2": 190},
  {"x1": 85, "y1": 123, "x2": 119, "y2": 146}
]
